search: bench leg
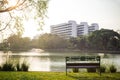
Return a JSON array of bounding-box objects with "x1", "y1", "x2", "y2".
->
[
  {"x1": 100, "y1": 69, "x2": 101, "y2": 76},
  {"x1": 66, "y1": 68, "x2": 67, "y2": 76},
  {"x1": 99, "y1": 67, "x2": 101, "y2": 76}
]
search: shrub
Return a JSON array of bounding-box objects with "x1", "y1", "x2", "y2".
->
[
  {"x1": 0, "y1": 66, "x2": 1, "y2": 71},
  {"x1": 100, "y1": 65, "x2": 106, "y2": 73},
  {"x1": 87, "y1": 68, "x2": 96, "y2": 72},
  {"x1": 16, "y1": 63, "x2": 22, "y2": 71},
  {"x1": 16, "y1": 61, "x2": 29, "y2": 71},
  {"x1": 21, "y1": 62, "x2": 29, "y2": 71},
  {"x1": 72, "y1": 68, "x2": 79, "y2": 73},
  {"x1": 2, "y1": 62, "x2": 15, "y2": 71},
  {"x1": 109, "y1": 65, "x2": 117, "y2": 73}
]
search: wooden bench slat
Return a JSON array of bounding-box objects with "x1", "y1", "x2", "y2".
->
[{"x1": 67, "y1": 66, "x2": 100, "y2": 68}]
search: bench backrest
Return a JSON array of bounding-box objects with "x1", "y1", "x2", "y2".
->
[
  {"x1": 65, "y1": 56, "x2": 101, "y2": 75},
  {"x1": 66, "y1": 56, "x2": 100, "y2": 63}
]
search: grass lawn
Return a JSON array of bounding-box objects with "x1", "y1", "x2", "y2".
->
[{"x1": 0, "y1": 72, "x2": 120, "y2": 80}]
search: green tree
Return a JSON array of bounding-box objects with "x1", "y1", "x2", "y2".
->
[
  {"x1": 37, "y1": 33, "x2": 68, "y2": 49},
  {"x1": 31, "y1": 38, "x2": 39, "y2": 48},
  {"x1": 76, "y1": 36, "x2": 88, "y2": 50},
  {"x1": 7, "y1": 34, "x2": 31, "y2": 50},
  {"x1": 0, "y1": 39, "x2": 10, "y2": 51},
  {"x1": 68, "y1": 37, "x2": 77, "y2": 49},
  {"x1": 88, "y1": 29, "x2": 120, "y2": 50}
]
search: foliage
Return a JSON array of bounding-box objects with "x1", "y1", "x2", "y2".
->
[
  {"x1": 76, "y1": 36, "x2": 89, "y2": 50},
  {"x1": 67, "y1": 29, "x2": 120, "y2": 51},
  {"x1": 0, "y1": 66, "x2": 2, "y2": 71},
  {"x1": 0, "y1": 61, "x2": 29, "y2": 71},
  {"x1": 109, "y1": 65, "x2": 117, "y2": 73},
  {"x1": 0, "y1": 39, "x2": 10, "y2": 51},
  {"x1": 87, "y1": 68, "x2": 96, "y2": 72},
  {"x1": 36, "y1": 33, "x2": 68, "y2": 49},
  {"x1": 7, "y1": 34, "x2": 31, "y2": 50},
  {"x1": 0, "y1": 29, "x2": 120, "y2": 51},
  {"x1": 21, "y1": 62, "x2": 29, "y2": 71},
  {"x1": 1, "y1": 62, "x2": 15, "y2": 71},
  {"x1": 16, "y1": 59, "x2": 29, "y2": 71},
  {"x1": 16, "y1": 63, "x2": 22, "y2": 71},
  {"x1": 68, "y1": 37, "x2": 77, "y2": 49},
  {"x1": 72, "y1": 68, "x2": 79, "y2": 73},
  {"x1": 0, "y1": 0, "x2": 48, "y2": 34},
  {"x1": 100, "y1": 65, "x2": 106, "y2": 73},
  {"x1": 88, "y1": 29, "x2": 120, "y2": 50}
]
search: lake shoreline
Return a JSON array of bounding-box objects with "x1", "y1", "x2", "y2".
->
[
  {"x1": 44, "y1": 49, "x2": 120, "y2": 54},
  {"x1": 0, "y1": 48, "x2": 120, "y2": 54}
]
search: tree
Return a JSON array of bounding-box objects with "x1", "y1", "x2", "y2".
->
[
  {"x1": 0, "y1": 0, "x2": 48, "y2": 35},
  {"x1": 76, "y1": 36, "x2": 88, "y2": 50},
  {"x1": 37, "y1": 33, "x2": 68, "y2": 49},
  {"x1": 0, "y1": 39, "x2": 10, "y2": 51},
  {"x1": 7, "y1": 34, "x2": 31, "y2": 50},
  {"x1": 88, "y1": 29, "x2": 120, "y2": 50},
  {"x1": 68, "y1": 37, "x2": 77, "y2": 49}
]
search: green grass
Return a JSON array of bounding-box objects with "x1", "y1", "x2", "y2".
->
[{"x1": 0, "y1": 72, "x2": 120, "y2": 80}]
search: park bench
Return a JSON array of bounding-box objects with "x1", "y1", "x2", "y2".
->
[{"x1": 65, "y1": 56, "x2": 101, "y2": 75}]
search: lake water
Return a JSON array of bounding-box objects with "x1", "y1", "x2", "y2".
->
[{"x1": 0, "y1": 49, "x2": 120, "y2": 72}]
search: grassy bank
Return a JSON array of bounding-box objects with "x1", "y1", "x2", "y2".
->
[{"x1": 0, "y1": 72, "x2": 120, "y2": 80}]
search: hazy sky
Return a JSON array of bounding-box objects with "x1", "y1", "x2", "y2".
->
[{"x1": 44, "y1": 0, "x2": 120, "y2": 32}]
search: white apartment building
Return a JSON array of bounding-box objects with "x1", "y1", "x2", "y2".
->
[
  {"x1": 50, "y1": 20, "x2": 99, "y2": 38},
  {"x1": 77, "y1": 22, "x2": 89, "y2": 36},
  {"x1": 88, "y1": 23, "x2": 99, "y2": 33}
]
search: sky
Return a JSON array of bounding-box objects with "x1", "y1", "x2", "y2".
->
[
  {"x1": 43, "y1": 0, "x2": 120, "y2": 33},
  {"x1": 1, "y1": 0, "x2": 120, "y2": 39}
]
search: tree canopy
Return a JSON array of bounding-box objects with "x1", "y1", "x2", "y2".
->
[
  {"x1": 0, "y1": 0, "x2": 48, "y2": 36},
  {"x1": 88, "y1": 29, "x2": 120, "y2": 50},
  {"x1": 37, "y1": 33, "x2": 68, "y2": 49},
  {"x1": 0, "y1": 29, "x2": 120, "y2": 51}
]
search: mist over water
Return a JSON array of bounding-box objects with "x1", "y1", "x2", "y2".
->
[{"x1": 0, "y1": 49, "x2": 120, "y2": 72}]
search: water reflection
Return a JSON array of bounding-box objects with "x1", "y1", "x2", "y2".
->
[
  {"x1": 0, "y1": 50, "x2": 120, "y2": 72},
  {"x1": 28, "y1": 57, "x2": 51, "y2": 71}
]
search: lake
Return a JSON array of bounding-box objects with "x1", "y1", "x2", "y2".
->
[{"x1": 0, "y1": 49, "x2": 120, "y2": 72}]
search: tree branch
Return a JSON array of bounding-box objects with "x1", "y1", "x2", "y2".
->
[
  {"x1": 0, "y1": 12, "x2": 12, "y2": 31},
  {"x1": 0, "y1": 0, "x2": 26, "y2": 13}
]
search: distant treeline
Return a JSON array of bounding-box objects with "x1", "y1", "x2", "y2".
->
[{"x1": 0, "y1": 29, "x2": 120, "y2": 51}]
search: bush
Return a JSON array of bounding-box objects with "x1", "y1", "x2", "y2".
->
[
  {"x1": 16, "y1": 61, "x2": 29, "y2": 71},
  {"x1": 72, "y1": 68, "x2": 79, "y2": 73},
  {"x1": 100, "y1": 65, "x2": 106, "y2": 73},
  {"x1": 109, "y1": 65, "x2": 117, "y2": 73},
  {"x1": 21, "y1": 62, "x2": 29, "y2": 71},
  {"x1": 0, "y1": 60, "x2": 29, "y2": 71},
  {"x1": 87, "y1": 68, "x2": 96, "y2": 72},
  {"x1": 16, "y1": 63, "x2": 22, "y2": 71},
  {"x1": 0, "y1": 66, "x2": 1, "y2": 71},
  {"x1": 1, "y1": 62, "x2": 15, "y2": 71}
]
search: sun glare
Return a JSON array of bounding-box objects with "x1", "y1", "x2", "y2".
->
[
  {"x1": 23, "y1": 19, "x2": 40, "y2": 38},
  {"x1": 8, "y1": 0, "x2": 17, "y2": 6}
]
